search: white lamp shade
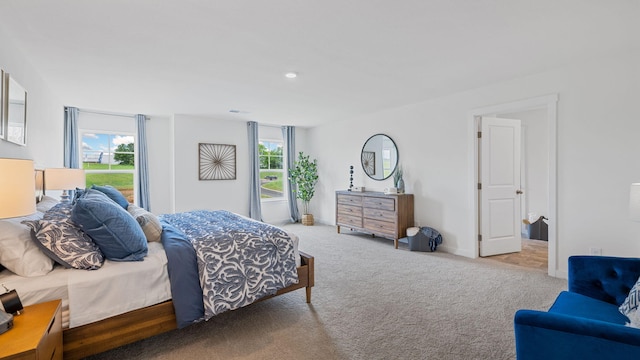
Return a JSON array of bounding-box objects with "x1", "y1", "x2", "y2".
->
[
  {"x1": 45, "y1": 168, "x2": 86, "y2": 190},
  {"x1": 0, "y1": 158, "x2": 36, "y2": 219},
  {"x1": 630, "y1": 183, "x2": 640, "y2": 222}
]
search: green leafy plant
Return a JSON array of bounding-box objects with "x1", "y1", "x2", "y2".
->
[
  {"x1": 393, "y1": 164, "x2": 403, "y2": 188},
  {"x1": 289, "y1": 152, "x2": 319, "y2": 215}
]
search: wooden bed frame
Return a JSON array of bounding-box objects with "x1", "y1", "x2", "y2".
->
[
  {"x1": 62, "y1": 251, "x2": 314, "y2": 360},
  {"x1": 32, "y1": 171, "x2": 314, "y2": 359}
]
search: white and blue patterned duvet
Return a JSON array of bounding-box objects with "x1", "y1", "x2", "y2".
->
[{"x1": 159, "y1": 210, "x2": 298, "y2": 327}]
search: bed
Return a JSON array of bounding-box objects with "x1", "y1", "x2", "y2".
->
[{"x1": 0, "y1": 172, "x2": 314, "y2": 360}]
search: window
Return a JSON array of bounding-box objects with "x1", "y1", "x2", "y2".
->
[
  {"x1": 81, "y1": 131, "x2": 136, "y2": 202},
  {"x1": 259, "y1": 139, "x2": 284, "y2": 200}
]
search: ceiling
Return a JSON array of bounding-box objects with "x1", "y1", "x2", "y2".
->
[{"x1": 0, "y1": 1, "x2": 637, "y2": 127}]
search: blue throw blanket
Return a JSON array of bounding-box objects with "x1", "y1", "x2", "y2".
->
[{"x1": 159, "y1": 210, "x2": 298, "y2": 328}]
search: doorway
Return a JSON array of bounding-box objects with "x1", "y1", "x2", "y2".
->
[{"x1": 468, "y1": 94, "x2": 558, "y2": 276}]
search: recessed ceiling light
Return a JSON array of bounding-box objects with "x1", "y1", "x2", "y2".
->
[{"x1": 285, "y1": 72, "x2": 298, "y2": 79}]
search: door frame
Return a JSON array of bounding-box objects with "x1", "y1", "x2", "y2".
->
[{"x1": 468, "y1": 94, "x2": 558, "y2": 276}]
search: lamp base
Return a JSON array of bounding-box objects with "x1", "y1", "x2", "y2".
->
[{"x1": 59, "y1": 190, "x2": 71, "y2": 203}]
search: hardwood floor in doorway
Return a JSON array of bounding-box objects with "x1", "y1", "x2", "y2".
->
[{"x1": 485, "y1": 239, "x2": 548, "y2": 272}]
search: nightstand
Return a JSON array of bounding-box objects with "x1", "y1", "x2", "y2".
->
[{"x1": 0, "y1": 300, "x2": 63, "y2": 360}]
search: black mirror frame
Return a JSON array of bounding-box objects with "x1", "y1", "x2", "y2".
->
[{"x1": 361, "y1": 133, "x2": 399, "y2": 181}]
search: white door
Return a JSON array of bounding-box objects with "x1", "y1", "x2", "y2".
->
[{"x1": 479, "y1": 117, "x2": 522, "y2": 257}]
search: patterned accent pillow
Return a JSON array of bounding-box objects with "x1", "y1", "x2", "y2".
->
[
  {"x1": 43, "y1": 202, "x2": 74, "y2": 222},
  {"x1": 22, "y1": 219, "x2": 104, "y2": 270},
  {"x1": 127, "y1": 204, "x2": 162, "y2": 242},
  {"x1": 619, "y1": 276, "x2": 640, "y2": 316}
]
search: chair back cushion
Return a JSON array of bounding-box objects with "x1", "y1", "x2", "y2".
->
[{"x1": 569, "y1": 256, "x2": 640, "y2": 306}]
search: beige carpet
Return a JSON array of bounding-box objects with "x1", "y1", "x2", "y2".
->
[{"x1": 85, "y1": 224, "x2": 566, "y2": 360}]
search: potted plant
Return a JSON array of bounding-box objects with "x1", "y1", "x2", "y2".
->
[
  {"x1": 289, "y1": 151, "x2": 319, "y2": 225},
  {"x1": 393, "y1": 164, "x2": 405, "y2": 193}
]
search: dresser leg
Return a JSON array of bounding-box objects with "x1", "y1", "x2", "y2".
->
[
  {"x1": 337, "y1": 225, "x2": 340, "y2": 233},
  {"x1": 394, "y1": 239, "x2": 399, "y2": 249}
]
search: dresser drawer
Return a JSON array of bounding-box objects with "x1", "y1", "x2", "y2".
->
[
  {"x1": 363, "y1": 197, "x2": 395, "y2": 211},
  {"x1": 363, "y1": 207, "x2": 396, "y2": 223},
  {"x1": 337, "y1": 214, "x2": 362, "y2": 228},
  {"x1": 337, "y1": 204, "x2": 362, "y2": 217},
  {"x1": 363, "y1": 218, "x2": 395, "y2": 237},
  {"x1": 337, "y1": 194, "x2": 362, "y2": 206}
]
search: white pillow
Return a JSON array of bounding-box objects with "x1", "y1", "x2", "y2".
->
[
  {"x1": 127, "y1": 204, "x2": 162, "y2": 242},
  {"x1": 626, "y1": 309, "x2": 640, "y2": 329},
  {"x1": 36, "y1": 195, "x2": 59, "y2": 213},
  {"x1": 619, "y1": 275, "x2": 640, "y2": 316},
  {"x1": 0, "y1": 213, "x2": 54, "y2": 277}
]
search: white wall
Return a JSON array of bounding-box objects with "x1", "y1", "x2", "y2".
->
[
  {"x1": 0, "y1": 28, "x2": 63, "y2": 167},
  {"x1": 307, "y1": 49, "x2": 640, "y2": 277},
  {"x1": 170, "y1": 115, "x2": 249, "y2": 215},
  {"x1": 160, "y1": 115, "x2": 308, "y2": 222}
]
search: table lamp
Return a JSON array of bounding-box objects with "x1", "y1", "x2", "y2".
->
[
  {"x1": 45, "y1": 168, "x2": 86, "y2": 202},
  {"x1": 0, "y1": 158, "x2": 36, "y2": 219}
]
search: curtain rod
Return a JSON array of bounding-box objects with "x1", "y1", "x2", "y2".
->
[
  {"x1": 259, "y1": 124, "x2": 291, "y2": 129},
  {"x1": 75, "y1": 108, "x2": 149, "y2": 120}
]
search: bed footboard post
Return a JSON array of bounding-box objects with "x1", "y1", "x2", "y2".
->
[{"x1": 301, "y1": 251, "x2": 314, "y2": 303}]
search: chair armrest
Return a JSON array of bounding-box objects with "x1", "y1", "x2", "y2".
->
[
  {"x1": 568, "y1": 256, "x2": 640, "y2": 305},
  {"x1": 514, "y1": 309, "x2": 640, "y2": 359}
]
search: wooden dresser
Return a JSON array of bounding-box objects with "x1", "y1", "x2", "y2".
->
[{"x1": 335, "y1": 190, "x2": 414, "y2": 248}]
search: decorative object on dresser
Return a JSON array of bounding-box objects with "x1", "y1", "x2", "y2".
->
[
  {"x1": 289, "y1": 152, "x2": 319, "y2": 226},
  {"x1": 44, "y1": 168, "x2": 86, "y2": 202},
  {"x1": 335, "y1": 190, "x2": 414, "y2": 249},
  {"x1": 349, "y1": 165, "x2": 354, "y2": 191},
  {"x1": 0, "y1": 300, "x2": 63, "y2": 360},
  {"x1": 393, "y1": 164, "x2": 405, "y2": 193},
  {"x1": 361, "y1": 134, "x2": 398, "y2": 180}
]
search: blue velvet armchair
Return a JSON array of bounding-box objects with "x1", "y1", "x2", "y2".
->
[{"x1": 514, "y1": 256, "x2": 640, "y2": 359}]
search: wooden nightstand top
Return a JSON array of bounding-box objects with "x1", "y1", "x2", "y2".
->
[{"x1": 0, "y1": 300, "x2": 62, "y2": 359}]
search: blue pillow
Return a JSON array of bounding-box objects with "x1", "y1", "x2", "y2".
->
[
  {"x1": 71, "y1": 189, "x2": 147, "y2": 261},
  {"x1": 91, "y1": 185, "x2": 129, "y2": 209}
]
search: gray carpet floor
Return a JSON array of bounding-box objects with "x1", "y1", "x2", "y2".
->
[{"x1": 85, "y1": 223, "x2": 566, "y2": 360}]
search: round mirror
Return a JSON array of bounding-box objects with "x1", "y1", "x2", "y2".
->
[{"x1": 361, "y1": 134, "x2": 398, "y2": 180}]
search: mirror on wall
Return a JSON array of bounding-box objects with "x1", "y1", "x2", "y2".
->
[
  {"x1": 4, "y1": 73, "x2": 27, "y2": 145},
  {"x1": 361, "y1": 134, "x2": 398, "y2": 180}
]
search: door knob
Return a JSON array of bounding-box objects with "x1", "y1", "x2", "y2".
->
[{"x1": 516, "y1": 190, "x2": 523, "y2": 194}]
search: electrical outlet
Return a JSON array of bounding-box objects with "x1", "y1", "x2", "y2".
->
[{"x1": 589, "y1": 247, "x2": 602, "y2": 256}]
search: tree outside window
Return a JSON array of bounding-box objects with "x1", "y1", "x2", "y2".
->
[{"x1": 259, "y1": 140, "x2": 284, "y2": 200}]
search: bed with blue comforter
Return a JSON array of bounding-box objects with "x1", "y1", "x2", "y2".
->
[
  {"x1": 159, "y1": 210, "x2": 300, "y2": 328},
  {"x1": 24, "y1": 172, "x2": 314, "y2": 360}
]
